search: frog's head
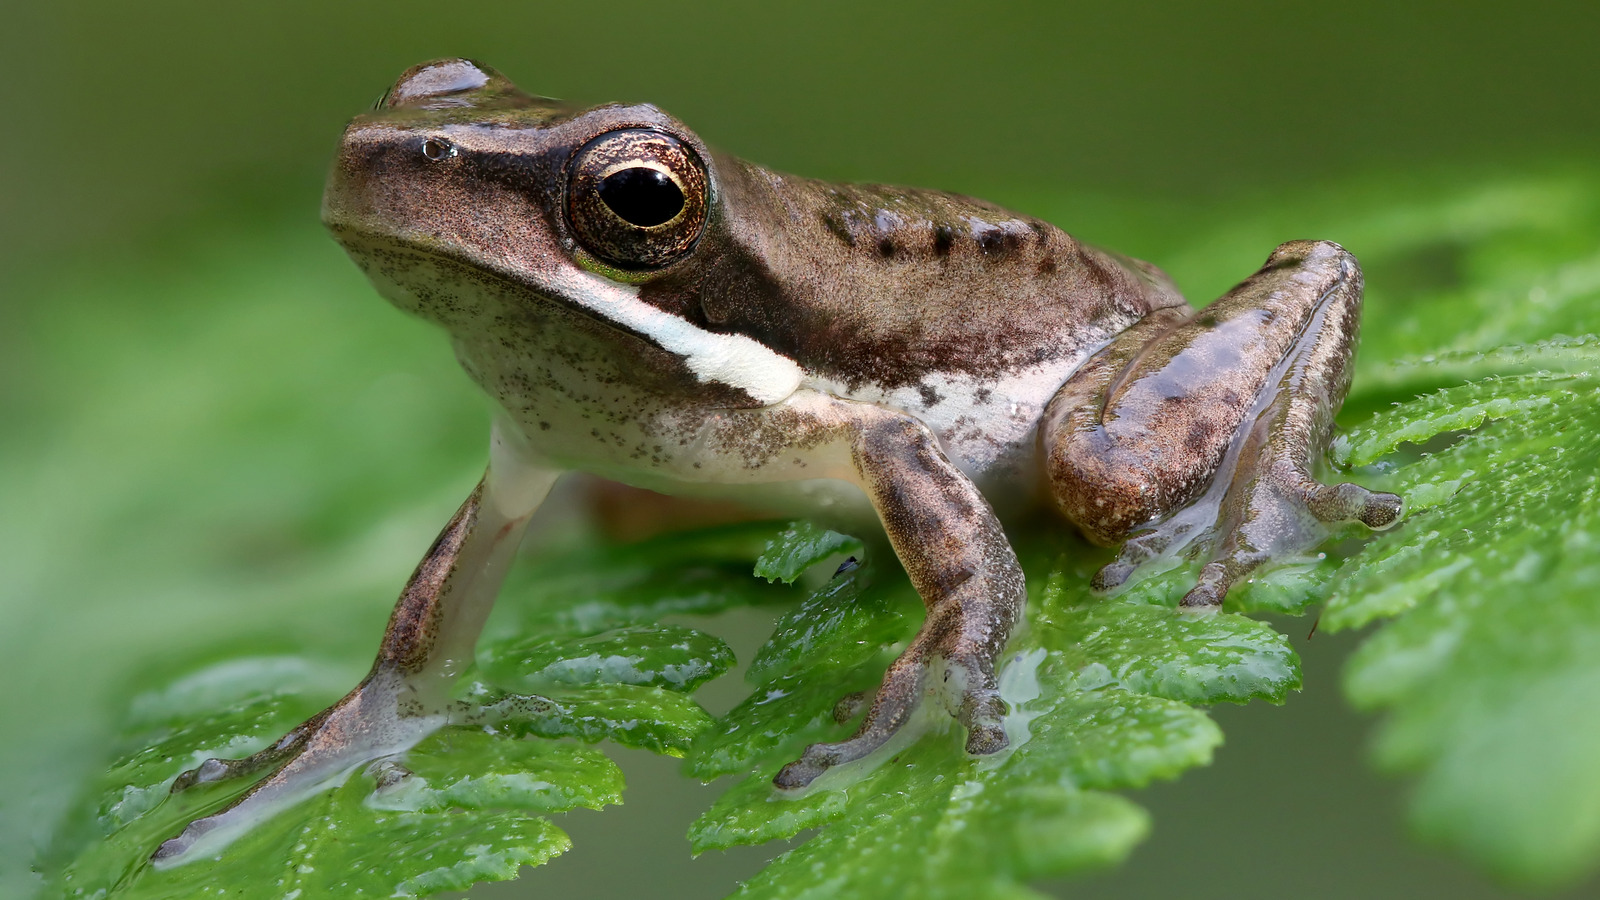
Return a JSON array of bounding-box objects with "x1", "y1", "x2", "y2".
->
[{"x1": 323, "y1": 58, "x2": 801, "y2": 406}]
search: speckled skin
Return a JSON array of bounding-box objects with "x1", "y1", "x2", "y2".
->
[{"x1": 156, "y1": 59, "x2": 1401, "y2": 861}]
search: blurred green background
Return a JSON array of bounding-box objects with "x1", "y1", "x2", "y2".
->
[{"x1": 3, "y1": 1, "x2": 1598, "y2": 897}]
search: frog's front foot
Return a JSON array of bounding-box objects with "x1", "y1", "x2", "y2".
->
[
  {"x1": 1047, "y1": 239, "x2": 1403, "y2": 608},
  {"x1": 168, "y1": 712, "x2": 330, "y2": 794},
  {"x1": 154, "y1": 667, "x2": 444, "y2": 863},
  {"x1": 154, "y1": 464, "x2": 551, "y2": 863},
  {"x1": 774, "y1": 611, "x2": 1009, "y2": 789}
]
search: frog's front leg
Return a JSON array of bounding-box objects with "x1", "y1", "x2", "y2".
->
[
  {"x1": 772, "y1": 406, "x2": 1025, "y2": 788},
  {"x1": 1045, "y1": 239, "x2": 1403, "y2": 608},
  {"x1": 153, "y1": 423, "x2": 558, "y2": 863}
]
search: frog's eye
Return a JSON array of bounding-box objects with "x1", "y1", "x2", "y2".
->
[
  {"x1": 598, "y1": 167, "x2": 683, "y2": 227},
  {"x1": 567, "y1": 129, "x2": 708, "y2": 269}
]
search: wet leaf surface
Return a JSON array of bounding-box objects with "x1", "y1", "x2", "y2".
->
[
  {"x1": 686, "y1": 541, "x2": 1297, "y2": 899},
  {"x1": 42, "y1": 528, "x2": 772, "y2": 897}
]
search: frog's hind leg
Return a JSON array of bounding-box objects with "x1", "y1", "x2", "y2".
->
[{"x1": 1045, "y1": 239, "x2": 1402, "y2": 608}]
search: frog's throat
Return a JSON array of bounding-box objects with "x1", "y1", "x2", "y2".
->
[
  {"x1": 347, "y1": 232, "x2": 806, "y2": 408},
  {"x1": 551, "y1": 266, "x2": 804, "y2": 406}
]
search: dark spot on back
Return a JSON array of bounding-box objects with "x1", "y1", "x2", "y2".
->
[
  {"x1": 932, "y1": 224, "x2": 955, "y2": 256},
  {"x1": 1037, "y1": 257, "x2": 1057, "y2": 275},
  {"x1": 878, "y1": 237, "x2": 896, "y2": 258},
  {"x1": 1078, "y1": 250, "x2": 1117, "y2": 292},
  {"x1": 1184, "y1": 423, "x2": 1214, "y2": 454},
  {"x1": 821, "y1": 213, "x2": 855, "y2": 247},
  {"x1": 919, "y1": 384, "x2": 944, "y2": 407},
  {"x1": 977, "y1": 228, "x2": 1005, "y2": 256}
]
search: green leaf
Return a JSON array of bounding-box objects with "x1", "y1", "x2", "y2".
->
[
  {"x1": 688, "y1": 562, "x2": 918, "y2": 779},
  {"x1": 752, "y1": 520, "x2": 864, "y2": 584},
  {"x1": 697, "y1": 725, "x2": 1157, "y2": 900},
  {"x1": 481, "y1": 623, "x2": 735, "y2": 692},
  {"x1": 484, "y1": 683, "x2": 719, "y2": 757},
  {"x1": 47, "y1": 595, "x2": 730, "y2": 897},
  {"x1": 687, "y1": 556, "x2": 1299, "y2": 898},
  {"x1": 744, "y1": 559, "x2": 912, "y2": 685},
  {"x1": 45, "y1": 657, "x2": 625, "y2": 898},
  {"x1": 1298, "y1": 177, "x2": 1600, "y2": 888},
  {"x1": 1320, "y1": 362, "x2": 1600, "y2": 888},
  {"x1": 1038, "y1": 589, "x2": 1300, "y2": 705},
  {"x1": 471, "y1": 532, "x2": 759, "y2": 758}
]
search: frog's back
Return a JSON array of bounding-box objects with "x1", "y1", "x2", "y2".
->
[
  {"x1": 630, "y1": 156, "x2": 1186, "y2": 489},
  {"x1": 638, "y1": 156, "x2": 1187, "y2": 396}
]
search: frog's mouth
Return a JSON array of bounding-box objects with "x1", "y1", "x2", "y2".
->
[{"x1": 328, "y1": 224, "x2": 805, "y2": 409}]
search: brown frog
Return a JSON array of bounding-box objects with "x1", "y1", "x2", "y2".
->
[{"x1": 154, "y1": 59, "x2": 1400, "y2": 862}]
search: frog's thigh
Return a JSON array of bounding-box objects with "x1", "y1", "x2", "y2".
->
[{"x1": 1043, "y1": 239, "x2": 1401, "y2": 604}]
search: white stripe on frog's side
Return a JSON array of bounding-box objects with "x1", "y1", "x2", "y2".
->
[{"x1": 555, "y1": 268, "x2": 804, "y2": 406}]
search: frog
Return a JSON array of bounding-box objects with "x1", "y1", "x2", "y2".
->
[{"x1": 152, "y1": 58, "x2": 1402, "y2": 862}]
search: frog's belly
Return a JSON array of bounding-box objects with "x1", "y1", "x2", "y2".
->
[
  {"x1": 456, "y1": 300, "x2": 1073, "y2": 517},
  {"x1": 803, "y1": 358, "x2": 1083, "y2": 499},
  {"x1": 493, "y1": 368, "x2": 1068, "y2": 524}
]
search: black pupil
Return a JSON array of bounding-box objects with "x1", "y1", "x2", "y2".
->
[{"x1": 598, "y1": 167, "x2": 685, "y2": 227}]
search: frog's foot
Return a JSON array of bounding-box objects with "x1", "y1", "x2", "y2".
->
[
  {"x1": 152, "y1": 445, "x2": 552, "y2": 864},
  {"x1": 1049, "y1": 239, "x2": 1402, "y2": 608},
  {"x1": 1090, "y1": 474, "x2": 1403, "y2": 602},
  {"x1": 168, "y1": 712, "x2": 330, "y2": 793},
  {"x1": 153, "y1": 668, "x2": 444, "y2": 864},
  {"x1": 773, "y1": 605, "x2": 1008, "y2": 790},
  {"x1": 1089, "y1": 520, "x2": 1196, "y2": 594},
  {"x1": 1173, "y1": 436, "x2": 1403, "y2": 608}
]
